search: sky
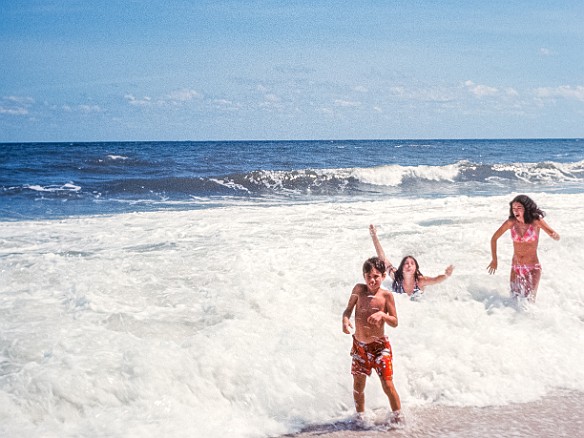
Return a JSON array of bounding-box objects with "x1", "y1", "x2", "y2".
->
[{"x1": 1, "y1": 0, "x2": 584, "y2": 142}]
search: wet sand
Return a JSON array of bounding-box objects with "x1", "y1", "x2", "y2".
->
[{"x1": 282, "y1": 391, "x2": 584, "y2": 438}]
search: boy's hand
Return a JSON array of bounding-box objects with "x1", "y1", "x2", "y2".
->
[
  {"x1": 367, "y1": 311, "x2": 385, "y2": 327},
  {"x1": 342, "y1": 318, "x2": 353, "y2": 334},
  {"x1": 369, "y1": 224, "x2": 377, "y2": 237}
]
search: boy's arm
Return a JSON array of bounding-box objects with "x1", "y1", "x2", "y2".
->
[{"x1": 342, "y1": 285, "x2": 359, "y2": 334}]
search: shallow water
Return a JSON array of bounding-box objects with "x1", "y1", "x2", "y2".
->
[
  {"x1": 1, "y1": 193, "x2": 582, "y2": 437},
  {"x1": 288, "y1": 391, "x2": 584, "y2": 438}
]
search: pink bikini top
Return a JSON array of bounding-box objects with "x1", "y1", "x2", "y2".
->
[{"x1": 510, "y1": 223, "x2": 538, "y2": 243}]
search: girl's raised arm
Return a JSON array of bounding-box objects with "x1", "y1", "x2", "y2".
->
[{"x1": 369, "y1": 225, "x2": 395, "y2": 276}]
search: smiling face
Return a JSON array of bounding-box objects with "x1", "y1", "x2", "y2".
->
[{"x1": 511, "y1": 201, "x2": 525, "y2": 223}]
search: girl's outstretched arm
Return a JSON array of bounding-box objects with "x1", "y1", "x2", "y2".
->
[
  {"x1": 369, "y1": 225, "x2": 395, "y2": 275},
  {"x1": 537, "y1": 219, "x2": 560, "y2": 241},
  {"x1": 419, "y1": 265, "x2": 454, "y2": 287}
]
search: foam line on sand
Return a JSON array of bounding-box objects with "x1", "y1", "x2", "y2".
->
[{"x1": 283, "y1": 391, "x2": 584, "y2": 438}]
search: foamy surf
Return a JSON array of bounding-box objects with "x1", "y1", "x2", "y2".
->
[
  {"x1": 286, "y1": 391, "x2": 584, "y2": 438},
  {"x1": 1, "y1": 193, "x2": 582, "y2": 437}
]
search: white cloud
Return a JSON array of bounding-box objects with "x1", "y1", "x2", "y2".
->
[
  {"x1": 316, "y1": 107, "x2": 334, "y2": 115},
  {"x1": 0, "y1": 106, "x2": 28, "y2": 115},
  {"x1": 125, "y1": 89, "x2": 202, "y2": 107},
  {"x1": 464, "y1": 80, "x2": 498, "y2": 97},
  {"x1": 334, "y1": 99, "x2": 361, "y2": 108},
  {"x1": 0, "y1": 95, "x2": 35, "y2": 115},
  {"x1": 264, "y1": 93, "x2": 281, "y2": 103},
  {"x1": 62, "y1": 103, "x2": 102, "y2": 113},
  {"x1": 533, "y1": 85, "x2": 584, "y2": 102},
  {"x1": 166, "y1": 88, "x2": 202, "y2": 102},
  {"x1": 211, "y1": 99, "x2": 241, "y2": 111},
  {"x1": 539, "y1": 47, "x2": 552, "y2": 56},
  {"x1": 354, "y1": 86, "x2": 368, "y2": 93},
  {"x1": 389, "y1": 86, "x2": 455, "y2": 103},
  {"x1": 254, "y1": 83, "x2": 288, "y2": 108},
  {"x1": 4, "y1": 96, "x2": 35, "y2": 104},
  {"x1": 259, "y1": 93, "x2": 284, "y2": 110},
  {"x1": 125, "y1": 94, "x2": 152, "y2": 106},
  {"x1": 390, "y1": 86, "x2": 406, "y2": 96},
  {"x1": 78, "y1": 104, "x2": 102, "y2": 113}
]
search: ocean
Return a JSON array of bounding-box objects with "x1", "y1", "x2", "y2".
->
[{"x1": 1, "y1": 139, "x2": 583, "y2": 437}]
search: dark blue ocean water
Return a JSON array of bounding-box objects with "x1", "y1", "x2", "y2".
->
[{"x1": 1, "y1": 139, "x2": 583, "y2": 220}]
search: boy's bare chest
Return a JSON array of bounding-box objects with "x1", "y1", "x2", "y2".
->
[{"x1": 356, "y1": 294, "x2": 385, "y2": 317}]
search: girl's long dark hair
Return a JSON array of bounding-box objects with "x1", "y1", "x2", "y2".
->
[
  {"x1": 508, "y1": 195, "x2": 545, "y2": 224},
  {"x1": 392, "y1": 256, "x2": 423, "y2": 292}
]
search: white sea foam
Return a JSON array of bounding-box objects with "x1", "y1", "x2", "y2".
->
[
  {"x1": 238, "y1": 164, "x2": 461, "y2": 192},
  {"x1": 353, "y1": 164, "x2": 459, "y2": 186},
  {"x1": 209, "y1": 178, "x2": 251, "y2": 193},
  {"x1": 493, "y1": 161, "x2": 584, "y2": 183},
  {"x1": 24, "y1": 182, "x2": 81, "y2": 193},
  {"x1": 0, "y1": 193, "x2": 582, "y2": 437}
]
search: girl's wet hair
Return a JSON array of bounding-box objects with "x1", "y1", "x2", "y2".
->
[
  {"x1": 508, "y1": 194, "x2": 545, "y2": 224},
  {"x1": 363, "y1": 257, "x2": 386, "y2": 274},
  {"x1": 392, "y1": 255, "x2": 423, "y2": 292}
]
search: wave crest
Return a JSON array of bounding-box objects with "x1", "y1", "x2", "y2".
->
[
  {"x1": 3, "y1": 160, "x2": 584, "y2": 204},
  {"x1": 214, "y1": 160, "x2": 584, "y2": 195}
]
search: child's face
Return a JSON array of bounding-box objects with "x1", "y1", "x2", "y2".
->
[
  {"x1": 403, "y1": 257, "x2": 417, "y2": 274},
  {"x1": 511, "y1": 202, "x2": 525, "y2": 222},
  {"x1": 363, "y1": 267, "x2": 385, "y2": 292}
]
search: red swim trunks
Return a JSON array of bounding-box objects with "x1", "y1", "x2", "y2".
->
[{"x1": 350, "y1": 335, "x2": 393, "y2": 380}]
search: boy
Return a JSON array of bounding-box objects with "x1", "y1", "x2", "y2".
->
[{"x1": 342, "y1": 257, "x2": 402, "y2": 425}]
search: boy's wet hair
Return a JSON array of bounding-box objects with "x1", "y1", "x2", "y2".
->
[{"x1": 363, "y1": 256, "x2": 386, "y2": 274}]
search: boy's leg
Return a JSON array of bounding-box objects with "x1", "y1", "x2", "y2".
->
[
  {"x1": 352, "y1": 374, "x2": 367, "y2": 413},
  {"x1": 380, "y1": 378, "x2": 401, "y2": 412}
]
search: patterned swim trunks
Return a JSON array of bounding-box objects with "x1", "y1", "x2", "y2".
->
[{"x1": 350, "y1": 335, "x2": 393, "y2": 380}]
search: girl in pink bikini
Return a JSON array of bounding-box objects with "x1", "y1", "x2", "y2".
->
[{"x1": 487, "y1": 195, "x2": 560, "y2": 302}]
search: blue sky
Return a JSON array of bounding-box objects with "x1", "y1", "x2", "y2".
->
[{"x1": 1, "y1": 0, "x2": 583, "y2": 142}]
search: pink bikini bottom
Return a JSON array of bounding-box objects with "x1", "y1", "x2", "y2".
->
[{"x1": 512, "y1": 263, "x2": 541, "y2": 277}]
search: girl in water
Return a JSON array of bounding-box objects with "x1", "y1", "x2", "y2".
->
[
  {"x1": 487, "y1": 195, "x2": 560, "y2": 302},
  {"x1": 369, "y1": 225, "x2": 454, "y2": 299}
]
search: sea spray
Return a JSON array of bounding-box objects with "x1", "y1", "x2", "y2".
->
[{"x1": 1, "y1": 194, "x2": 583, "y2": 437}]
